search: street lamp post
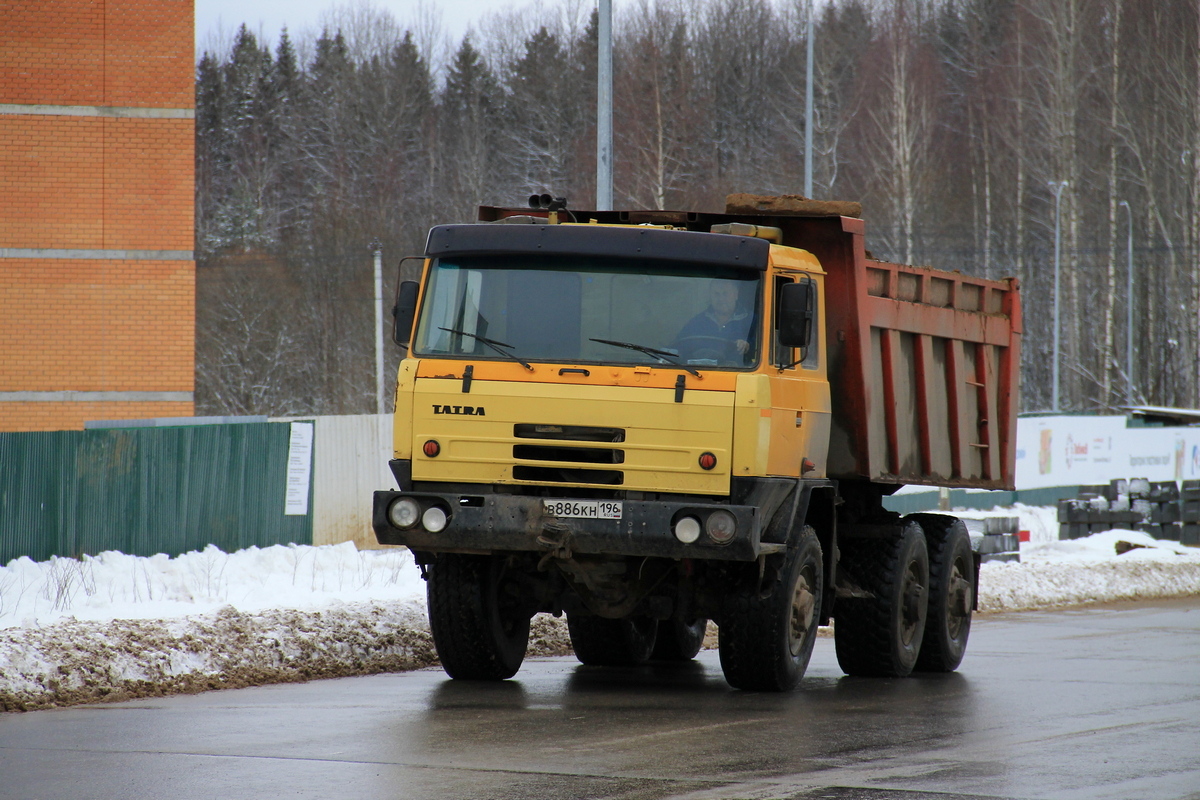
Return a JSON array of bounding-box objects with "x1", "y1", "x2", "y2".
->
[
  {"x1": 1119, "y1": 200, "x2": 1134, "y2": 404},
  {"x1": 1049, "y1": 181, "x2": 1068, "y2": 412},
  {"x1": 804, "y1": 0, "x2": 814, "y2": 198},
  {"x1": 371, "y1": 239, "x2": 385, "y2": 416},
  {"x1": 596, "y1": 0, "x2": 613, "y2": 211}
]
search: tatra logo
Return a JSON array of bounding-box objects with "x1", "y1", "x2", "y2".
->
[{"x1": 432, "y1": 404, "x2": 486, "y2": 416}]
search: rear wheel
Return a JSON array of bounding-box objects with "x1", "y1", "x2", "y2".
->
[
  {"x1": 651, "y1": 618, "x2": 707, "y2": 662},
  {"x1": 834, "y1": 521, "x2": 929, "y2": 677},
  {"x1": 719, "y1": 528, "x2": 824, "y2": 691},
  {"x1": 908, "y1": 515, "x2": 974, "y2": 672},
  {"x1": 427, "y1": 553, "x2": 530, "y2": 680},
  {"x1": 567, "y1": 614, "x2": 658, "y2": 666}
]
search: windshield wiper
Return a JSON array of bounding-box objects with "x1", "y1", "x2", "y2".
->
[
  {"x1": 439, "y1": 327, "x2": 533, "y2": 370},
  {"x1": 589, "y1": 338, "x2": 700, "y2": 377}
]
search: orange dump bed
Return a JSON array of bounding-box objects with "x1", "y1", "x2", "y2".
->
[{"x1": 774, "y1": 215, "x2": 1022, "y2": 490}]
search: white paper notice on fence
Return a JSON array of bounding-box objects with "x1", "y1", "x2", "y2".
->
[{"x1": 285, "y1": 421, "x2": 314, "y2": 515}]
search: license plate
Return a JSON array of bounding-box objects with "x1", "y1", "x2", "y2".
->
[{"x1": 542, "y1": 499, "x2": 623, "y2": 520}]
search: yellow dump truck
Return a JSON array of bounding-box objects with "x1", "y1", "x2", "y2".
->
[{"x1": 372, "y1": 196, "x2": 1022, "y2": 690}]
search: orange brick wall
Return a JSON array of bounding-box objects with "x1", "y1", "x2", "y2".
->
[
  {"x1": 0, "y1": 402, "x2": 195, "y2": 433},
  {"x1": 0, "y1": 0, "x2": 195, "y2": 432},
  {"x1": 0, "y1": 0, "x2": 194, "y2": 108},
  {"x1": 0, "y1": 116, "x2": 193, "y2": 250},
  {"x1": 0, "y1": 259, "x2": 194, "y2": 391}
]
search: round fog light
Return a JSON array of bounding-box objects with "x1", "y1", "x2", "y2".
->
[
  {"x1": 705, "y1": 510, "x2": 737, "y2": 544},
  {"x1": 674, "y1": 516, "x2": 701, "y2": 544},
  {"x1": 422, "y1": 506, "x2": 448, "y2": 533},
  {"x1": 388, "y1": 497, "x2": 420, "y2": 529}
]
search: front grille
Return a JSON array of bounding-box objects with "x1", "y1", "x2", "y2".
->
[
  {"x1": 511, "y1": 424, "x2": 628, "y2": 485},
  {"x1": 512, "y1": 465, "x2": 624, "y2": 485},
  {"x1": 513, "y1": 444, "x2": 624, "y2": 464},
  {"x1": 513, "y1": 424, "x2": 625, "y2": 443}
]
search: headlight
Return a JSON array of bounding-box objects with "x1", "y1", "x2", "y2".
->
[
  {"x1": 388, "y1": 497, "x2": 421, "y2": 529},
  {"x1": 674, "y1": 516, "x2": 701, "y2": 544},
  {"x1": 422, "y1": 506, "x2": 448, "y2": 533},
  {"x1": 705, "y1": 510, "x2": 737, "y2": 544}
]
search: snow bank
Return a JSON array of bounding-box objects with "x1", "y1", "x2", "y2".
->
[
  {"x1": 0, "y1": 542, "x2": 425, "y2": 629},
  {"x1": 979, "y1": 528, "x2": 1200, "y2": 611},
  {"x1": 2, "y1": 507, "x2": 1198, "y2": 710}
]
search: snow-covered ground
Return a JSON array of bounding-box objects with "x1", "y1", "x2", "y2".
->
[{"x1": 3, "y1": 505, "x2": 1199, "y2": 710}]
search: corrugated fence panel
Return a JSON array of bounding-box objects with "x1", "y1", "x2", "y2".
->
[
  {"x1": 0, "y1": 430, "x2": 78, "y2": 563},
  {"x1": 311, "y1": 414, "x2": 395, "y2": 549},
  {"x1": 0, "y1": 422, "x2": 312, "y2": 564}
]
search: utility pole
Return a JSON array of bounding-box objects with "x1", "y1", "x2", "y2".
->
[
  {"x1": 596, "y1": 0, "x2": 613, "y2": 211},
  {"x1": 804, "y1": 0, "x2": 814, "y2": 198},
  {"x1": 372, "y1": 240, "x2": 385, "y2": 415},
  {"x1": 1119, "y1": 200, "x2": 1134, "y2": 404},
  {"x1": 1049, "y1": 181, "x2": 1068, "y2": 412}
]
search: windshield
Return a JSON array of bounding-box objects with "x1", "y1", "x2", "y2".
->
[{"x1": 413, "y1": 254, "x2": 762, "y2": 369}]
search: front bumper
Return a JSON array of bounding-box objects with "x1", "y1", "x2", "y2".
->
[{"x1": 372, "y1": 490, "x2": 772, "y2": 562}]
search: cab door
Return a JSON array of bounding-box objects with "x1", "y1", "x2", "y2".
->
[{"x1": 767, "y1": 270, "x2": 831, "y2": 477}]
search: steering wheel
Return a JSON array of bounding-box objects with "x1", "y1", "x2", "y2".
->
[{"x1": 675, "y1": 335, "x2": 739, "y2": 363}]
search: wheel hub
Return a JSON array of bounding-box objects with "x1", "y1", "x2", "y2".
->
[
  {"x1": 789, "y1": 569, "x2": 816, "y2": 657},
  {"x1": 900, "y1": 562, "x2": 926, "y2": 647},
  {"x1": 947, "y1": 561, "x2": 972, "y2": 636}
]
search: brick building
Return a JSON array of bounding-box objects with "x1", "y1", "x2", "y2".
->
[{"x1": 0, "y1": 0, "x2": 195, "y2": 431}]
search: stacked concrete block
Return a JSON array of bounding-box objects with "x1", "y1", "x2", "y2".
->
[
  {"x1": 964, "y1": 517, "x2": 1020, "y2": 563},
  {"x1": 1182, "y1": 481, "x2": 1200, "y2": 546},
  {"x1": 1137, "y1": 481, "x2": 1181, "y2": 541},
  {"x1": 1058, "y1": 479, "x2": 1198, "y2": 545},
  {"x1": 1058, "y1": 482, "x2": 1140, "y2": 539}
]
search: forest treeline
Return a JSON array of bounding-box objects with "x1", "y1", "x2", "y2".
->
[{"x1": 195, "y1": 0, "x2": 1200, "y2": 417}]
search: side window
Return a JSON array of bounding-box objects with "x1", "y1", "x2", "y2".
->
[
  {"x1": 800, "y1": 275, "x2": 820, "y2": 370},
  {"x1": 772, "y1": 273, "x2": 820, "y2": 370},
  {"x1": 771, "y1": 275, "x2": 794, "y2": 368}
]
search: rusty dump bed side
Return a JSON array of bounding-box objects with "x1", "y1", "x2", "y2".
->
[
  {"x1": 477, "y1": 204, "x2": 1023, "y2": 491},
  {"x1": 816, "y1": 219, "x2": 1021, "y2": 490}
]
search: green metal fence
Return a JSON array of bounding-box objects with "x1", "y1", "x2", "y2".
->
[{"x1": 0, "y1": 422, "x2": 313, "y2": 564}]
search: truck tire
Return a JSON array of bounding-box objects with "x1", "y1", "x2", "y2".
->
[
  {"x1": 834, "y1": 521, "x2": 929, "y2": 677},
  {"x1": 651, "y1": 618, "x2": 707, "y2": 662},
  {"x1": 718, "y1": 528, "x2": 823, "y2": 691},
  {"x1": 426, "y1": 553, "x2": 530, "y2": 680},
  {"x1": 907, "y1": 515, "x2": 973, "y2": 672},
  {"x1": 567, "y1": 614, "x2": 658, "y2": 666}
]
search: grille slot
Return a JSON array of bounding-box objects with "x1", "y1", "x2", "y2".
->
[
  {"x1": 514, "y1": 424, "x2": 625, "y2": 443},
  {"x1": 513, "y1": 444, "x2": 624, "y2": 464},
  {"x1": 513, "y1": 466, "x2": 624, "y2": 485}
]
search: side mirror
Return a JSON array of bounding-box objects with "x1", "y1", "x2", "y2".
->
[
  {"x1": 778, "y1": 280, "x2": 813, "y2": 349},
  {"x1": 393, "y1": 280, "x2": 419, "y2": 346}
]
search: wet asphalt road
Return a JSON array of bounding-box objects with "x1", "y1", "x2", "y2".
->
[{"x1": 2, "y1": 598, "x2": 1198, "y2": 800}]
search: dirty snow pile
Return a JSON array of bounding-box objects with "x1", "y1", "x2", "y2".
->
[
  {"x1": 0, "y1": 544, "x2": 435, "y2": 711},
  {"x1": 968, "y1": 504, "x2": 1200, "y2": 612},
  {"x1": 2, "y1": 505, "x2": 1199, "y2": 710}
]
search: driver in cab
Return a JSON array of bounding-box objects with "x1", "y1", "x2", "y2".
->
[{"x1": 673, "y1": 279, "x2": 753, "y2": 365}]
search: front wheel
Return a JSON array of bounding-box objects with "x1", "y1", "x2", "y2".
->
[
  {"x1": 718, "y1": 528, "x2": 824, "y2": 691},
  {"x1": 426, "y1": 553, "x2": 530, "y2": 680}
]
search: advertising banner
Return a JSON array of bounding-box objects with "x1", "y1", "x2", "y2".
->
[{"x1": 1016, "y1": 415, "x2": 1200, "y2": 490}]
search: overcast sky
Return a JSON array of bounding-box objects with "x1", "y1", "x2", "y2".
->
[{"x1": 194, "y1": 0, "x2": 598, "y2": 52}]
